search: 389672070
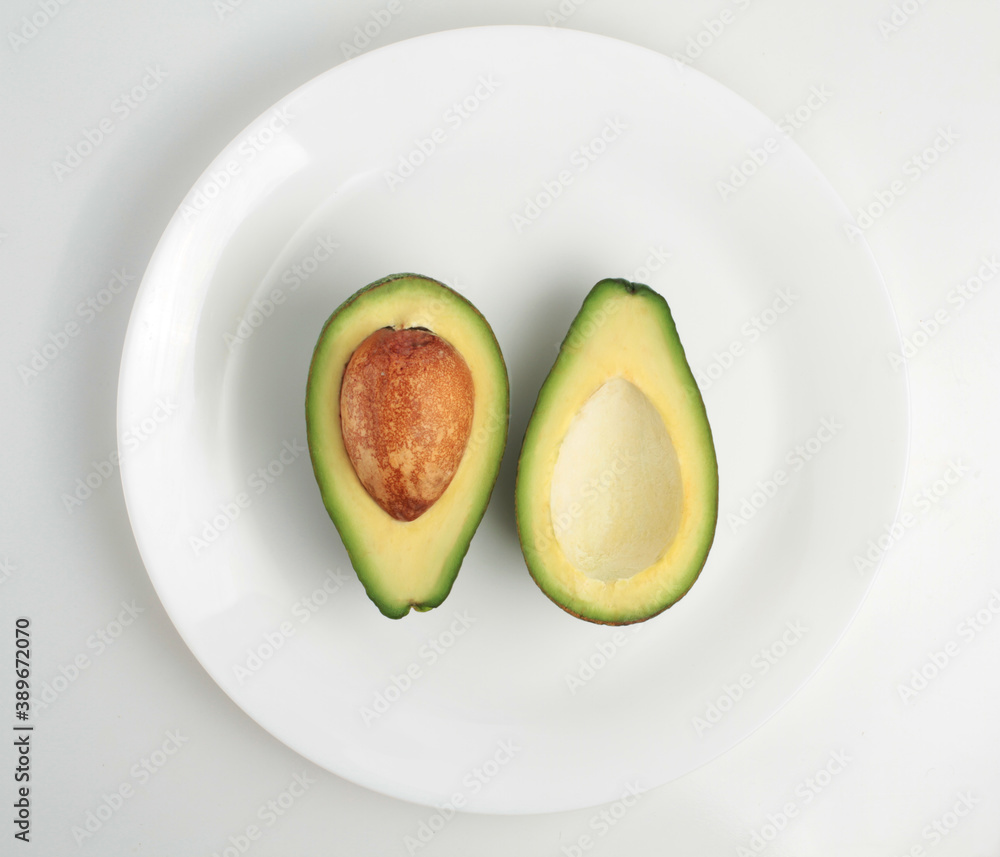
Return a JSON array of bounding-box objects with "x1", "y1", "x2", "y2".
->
[{"x1": 14, "y1": 616, "x2": 33, "y2": 843}]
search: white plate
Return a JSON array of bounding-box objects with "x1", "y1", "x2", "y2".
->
[{"x1": 118, "y1": 26, "x2": 908, "y2": 814}]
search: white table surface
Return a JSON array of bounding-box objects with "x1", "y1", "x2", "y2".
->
[{"x1": 2, "y1": 1, "x2": 998, "y2": 854}]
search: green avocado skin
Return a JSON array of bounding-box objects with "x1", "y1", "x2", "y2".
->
[
  {"x1": 515, "y1": 278, "x2": 719, "y2": 625},
  {"x1": 306, "y1": 273, "x2": 510, "y2": 619}
]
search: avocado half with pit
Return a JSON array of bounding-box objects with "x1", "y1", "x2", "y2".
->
[
  {"x1": 306, "y1": 274, "x2": 509, "y2": 619},
  {"x1": 515, "y1": 279, "x2": 718, "y2": 625}
]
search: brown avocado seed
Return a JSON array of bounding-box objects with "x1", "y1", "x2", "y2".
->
[{"x1": 339, "y1": 327, "x2": 475, "y2": 521}]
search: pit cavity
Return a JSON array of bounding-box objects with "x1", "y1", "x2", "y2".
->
[{"x1": 550, "y1": 376, "x2": 682, "y2": 582}]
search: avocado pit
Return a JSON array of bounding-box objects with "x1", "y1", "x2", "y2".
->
[{"x1": 340, "y1": 327, "x2": 475, "y2": 522}]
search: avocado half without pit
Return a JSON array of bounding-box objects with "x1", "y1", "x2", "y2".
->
[
  {"x1": 306, "y1": 274, "x2": 509, "y2": 619},
  {"x1": 515, "y1": 279, "x2": 718, "y2": 625}
]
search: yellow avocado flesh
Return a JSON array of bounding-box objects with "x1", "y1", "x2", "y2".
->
[
  {"x1": 516, "y1": 279, "x2": 718, "y2": 625},
  {"x1": 306, "y1": 274, "x2": 509, "y2": 618}
]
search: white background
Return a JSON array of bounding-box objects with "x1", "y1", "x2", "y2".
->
[{"x1": 1, "y1": 1, "x2": 998, "y2": 854}]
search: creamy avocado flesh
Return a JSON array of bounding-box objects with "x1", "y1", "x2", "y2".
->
[
  {"x1": 306, "y1": 274, "x2": 509, "y2": 619},
  {"x1": 516, "y1": 279, "x2": 718, "y2": 624}
]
